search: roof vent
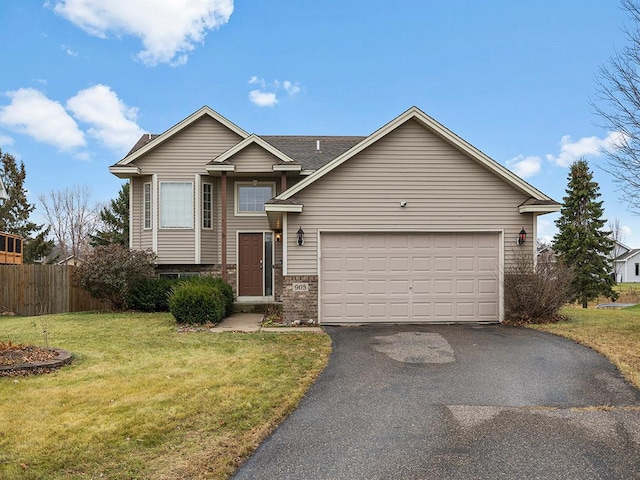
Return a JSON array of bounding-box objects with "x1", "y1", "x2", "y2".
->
[{"x1": 316, "y1": 140, "x2": 321, "y2": 152}]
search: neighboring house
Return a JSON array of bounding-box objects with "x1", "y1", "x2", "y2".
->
[
  {"x1": 0, "y1": 175, "x2": 7, "y2": 201},
  {"x1": 110, "y1": 106, "x2": 560, "y2": 324},
  {"x1": 0, "y1": 178, "x2": 23, "y2": 265},
  {"x1": 613, "y1": 240, "x2": 640, "y2": 283}
]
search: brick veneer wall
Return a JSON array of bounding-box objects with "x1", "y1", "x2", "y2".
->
[
  {"x1": 282, "y1": 275, "x2": 318, "y2": 324},
  {"x1": 155, "y1": 264, "x2": 238, "y2": 296}
]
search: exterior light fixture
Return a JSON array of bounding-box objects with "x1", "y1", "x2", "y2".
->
[
  {"x1": 517, "y1": 228, "x2": 527, "y2": 245},
  {"x1": 275, "y1": 233, "x2": 281, "y2": 242},
  {"x1": 297, "y1": 227, "x2": 305, "y2": 246}
]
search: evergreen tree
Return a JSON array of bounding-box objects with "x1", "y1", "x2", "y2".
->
[
  {"x1": 0, "y1": 150, "x2": 41, "y2": 238},
  {"x1": 554, "y1": 159, "x2": 617, "y2": 307},
  {"x1": 23, "y1": 227, "x2": 57, "y2": 264},
  {"x1": 90, "y1": 182, "x2": 129, "y2": 248}
]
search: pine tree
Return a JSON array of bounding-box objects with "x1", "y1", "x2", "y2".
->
[
  {"x1": 90, "y1": 182, "x2": 130, "y2": 248},
  {"x1": 0, "y1": 150, "x2": 40, "y2": 237},
  {"x1": 554, "y1": 159, "x2": 617, "y2": 307}
]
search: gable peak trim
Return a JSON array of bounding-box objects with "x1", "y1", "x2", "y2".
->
[
  {"x1": 277, "y1": 106, "x2": 554, "y2": 202},
  {"x1": 115, "y1": 106, "x2": 249, "y2": 166}
]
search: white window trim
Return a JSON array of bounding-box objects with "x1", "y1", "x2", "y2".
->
[
  {"x1": 159, "y1": 181, "x2": 194, "y2": 230},
  {"x1": 202, "y1": 182, "x2": 213, "y2": 229},
  {"x1": 143, "y1": 182, "x2": 152, "y2": 230},
  {"x1": 234, "y1": 181, "x2": 276, "y2": 217}
]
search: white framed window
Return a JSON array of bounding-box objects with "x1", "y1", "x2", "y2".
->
[
  {"x1": 160, "y1": 182, "x2": 193, "y2": 229},
  {"x1": 143, "y1": 182, "x2": 152, "y2": 230},
  {"x1": 235, "y1": 182, "x2": 275, "y2": 216},
  {"x1": 202, "y1": 183, "x2": 213, "y2": 229}
]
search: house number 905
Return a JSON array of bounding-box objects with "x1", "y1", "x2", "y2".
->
[{"x1": 293, "y1": 283, "x2": 309, "y2": 292}]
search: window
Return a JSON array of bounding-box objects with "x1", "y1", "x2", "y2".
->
[
  {"x1": 203, "y1": 183, "x2": 213, "y2": 229},
  {"x1": 7, "y1": 237, "x2": 14, "y2": 253},
  {"x1": 143, "y1": 182, "x2": 152, "y2": 230},
  {"x1": 235, "y1": 182, "x2": 275, "y2": 215},
  {"x1": 160, "y1": 182, "x2": 193, "y2": 229},
  {"x1": 636, "y1": 263, "x2": 639, "y2": 276}
]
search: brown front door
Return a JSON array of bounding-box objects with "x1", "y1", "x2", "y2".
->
[{"x1": 238, "y1": 233, "x2": 263, "y2": 296}]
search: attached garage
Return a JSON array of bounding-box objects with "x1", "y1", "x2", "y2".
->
[{"x1": 320, "y1": 232, "x2": 500, "y2": 324}]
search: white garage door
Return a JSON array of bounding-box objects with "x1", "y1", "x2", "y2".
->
[{"x1": 320, "y1": 232, "x2": 500, "y2": 323}]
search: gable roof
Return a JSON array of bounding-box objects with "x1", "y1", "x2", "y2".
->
[
  {"x1": 615, "y1": 248, "x2": 640, "y2": 262},
  {"x1": 112, "y1": 106, "x2": 249, "y2": 167},
  {"x1": 260, "y1": 136, "x2": 366, "y2": 171},
  {"x1": 210, "y1": 134, "x2": 299, "y2": 165},
  {"x1": 275, "y1": 106, "x2": 558, "y2": 209}
]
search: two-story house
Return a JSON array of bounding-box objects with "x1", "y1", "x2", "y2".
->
[{"x1": 110, "y1": 106, "x2": 560, "y2": 324}]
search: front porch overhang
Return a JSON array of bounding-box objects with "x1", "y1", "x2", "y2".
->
[
  {"x1": 518, "y1": 198, "x2": 561, "y2": 214},
  {"x1": 265, "y1": 201, "x2": 304, "y2": 230}
]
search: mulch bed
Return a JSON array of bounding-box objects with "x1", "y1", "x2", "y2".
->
[{"x1": 0, "y1": 342, "x2": 72, "y2": 377}]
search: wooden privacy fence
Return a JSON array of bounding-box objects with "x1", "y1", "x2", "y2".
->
[{"x1": 0, "y1": 265, "x2": 110, "y2": 316}]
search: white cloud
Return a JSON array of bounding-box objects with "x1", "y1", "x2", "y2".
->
[
  {"x1": 621, "y1": 225, "x2": 632, "y2": 238},
  {"x1": 506, "y1": 154, "x2": 542, "y2": 178},
  {"x1": 247, "y1": 77, "x2": 302, "y2": 107},
  {"x1": 66, "y1": 84, "x2": 145, "y2": 154},
  {"x1": 61, "y1": 44, "x2": 78, "y2": 56},
  {"x1": 51, "y1": 0, "x2": 234, "y2": 66},
  {"x1": 0, "y1": 134, "x2": 14, "y2": 147},
  {"x1": 0, "y1": 88, "x2": 85, "y2": 150},
  {"x1": 283, "y1": 80, "x2": 301, "y2": 96},
  {"x1": 249, "y1": 90, "x2": 278, "y2": 107},
  {"x1": 248, "y1": 76, "x2": 265, "y2": 88},
  {"x1": 545, "y1": 131, "x2": 622, "y2": 167}
]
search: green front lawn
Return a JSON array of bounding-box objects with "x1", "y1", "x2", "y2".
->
[
  {"x1": 532, "y1": 306, "x2": 640, "y2": 390},
  {"x1": 0, "y1": 312, "x2": 331, "y2": 479}
]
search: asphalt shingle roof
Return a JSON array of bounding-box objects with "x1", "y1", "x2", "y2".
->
[{"x1": 258, "y1": 135, "x2": 366, "y2": 170}]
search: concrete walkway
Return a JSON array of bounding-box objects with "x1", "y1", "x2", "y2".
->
[{"x1": 211, "y1": 313, "x2": 324, "y2": 333}]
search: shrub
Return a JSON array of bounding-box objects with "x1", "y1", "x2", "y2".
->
[
  {"x1": 126, "y1": 277, "x2": 180, "y2": 312},
  {"x1": 503, "y1": 248, "x2": 574, "y2": 324},
  {"x1": 168, "y1": 281, "x2": 226, "y2": 324},
  {"x1": 74, "y1": 245, "x2": 156, "y2": 310}
]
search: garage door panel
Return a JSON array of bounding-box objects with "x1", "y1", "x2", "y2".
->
[
  {"x1": 479, "y1": 279, "x2": 498, "y2": 294},
  {"x1": 456, "y1": 302, "x2": 475, "y2": 318},
  {"x1": 320, "y1": 233, "x2": 500, "y2": 323}
]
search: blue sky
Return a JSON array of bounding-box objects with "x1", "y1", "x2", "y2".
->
[{"x1": 0, "y1": 1, "x2": 636, "y2": 245}]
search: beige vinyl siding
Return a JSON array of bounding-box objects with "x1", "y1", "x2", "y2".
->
[
  {"x1": 133, "y1": 116, "x2": 243, "y2": 174},
  {"x1": 130, "y1": 177, "x2": 153, "y2": 251},
  {"x1": 131, "y1": 116, "x2": 242, "y2": 264},
  {"x1": 228, "y1": 144, "x2": 282, "y2": 173},
  {"x1": 287, "y1": 119, "x2": 533, "y2": 275},
  {"x1": 226, "y1": 177, "x2": 279, "y2": 264}
]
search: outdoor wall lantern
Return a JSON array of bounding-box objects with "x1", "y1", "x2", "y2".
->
[
  {"x1": 297, "y1": 227, "x2": 305, "y2": 246},
  {"x1": 275, "y1": 232, "x2": 281, "y2": 242},
  {"x1": 517, "y1": 227, "x2": 527, "y2": 246}
]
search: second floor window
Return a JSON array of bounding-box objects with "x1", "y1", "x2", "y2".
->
[
  {"x1": 235, "y1": 183, "x2": 274, "y2": 215},
  {"x1": 160, "y1": 182, "x2": 193, "y2": 229}
]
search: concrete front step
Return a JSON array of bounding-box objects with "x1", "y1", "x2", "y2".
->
[{"x1": 233, "y1": 301, "x2": 282, "y2": 314}]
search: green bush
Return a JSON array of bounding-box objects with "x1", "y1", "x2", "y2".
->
[
  {"x1": 74, "y1": 245, "x2": 156, "y2": 310},
  {"x1": 207, "y1": 277, "x2": 234, "y2": 317},
  {"x1": 126, "y1": 277, "x2": 180, "y2": 312},
  {"x1": 168, "y1": 281, "x2": 226, "y2": 324}
]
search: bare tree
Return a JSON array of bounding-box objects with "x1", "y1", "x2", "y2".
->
[
  {"x1": 608, "y1": 217, "x2": 627, "y2": 282},
  {"x1": 594, "y1": 0, "x2": 640, "y2": 212},
  {"x1": 38, "y1": 186, "x2": 102, "y2": 265}
]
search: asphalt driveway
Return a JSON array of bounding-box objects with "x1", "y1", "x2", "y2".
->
[{"x1": 233, "y1": 324, "x2": 640, "y2": 479}]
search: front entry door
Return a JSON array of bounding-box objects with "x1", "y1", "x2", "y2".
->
[{"x1": 238, "y1": 233, "x2": 263, "y2": 296}]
